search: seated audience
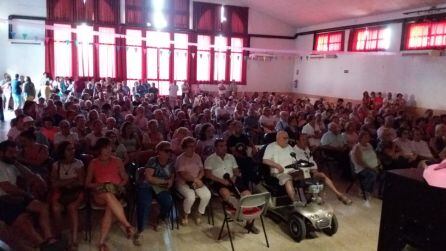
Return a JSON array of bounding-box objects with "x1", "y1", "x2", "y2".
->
[
  {"x1": 295, "y1": 134, "x2": 352, "y2": 205},
  {"x1": 85, "y1": 138, "x2": 136, "y2": 250},
  {"x1": 175, "y1": 137, "x2": 211, "y2": 225},
  {"x1": 196, "y1": 123, "x2": 217, "y2": 161},
  {"x1": 263, "y1": 131, "x2": 302, "y2": 203},
  {"x1": 0, "y1": 140, "x2": 64, "y2": 250},
  {"x1": 205, "y1": 139, "x2": 259, "y2": 234},
  {"x1": 17, "y1": 129, "x2": 50, "y2": 179},
  {"x1": 350, "y1": 131, "x2": 379, "y2": 199},
  {"x1": 410, "y1": 128, "x2": 434, "y2": 160},
  {"x1": 50, "y1": 141, "x2": 84, "y2": 248},
  {"x1": 135, "y1": 141, "x2": 174, "y2": 245}
]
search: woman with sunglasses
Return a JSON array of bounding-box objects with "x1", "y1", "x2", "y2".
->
[
  {"x1": 85, "y1": 138, "x2": 136, "y2": 250},
  {"x1": 175, "y1": 137, "x2": 211, "y2": 225},
  {"x1": 134, "y1": 141, "x2": 174, "y2": 245}
]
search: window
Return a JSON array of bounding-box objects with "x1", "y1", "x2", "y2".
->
[
  {"x1": 77, "y1": 25, "x2": 94, "y2": 77},
  {"x1": 405, "y1": 21, "x2": 446, "y2": 50},
  {"x1": 196, "y1": 35, "x2": 211, "y2": 81},
  {"x1": 146, "y1": 31, "x2": 171, "y2": 81},
  {"x1": 174, "y1": 33, "x2": 188, "y2": 81},
  {"x1": 98, "y1": 27, "x2": 116, "y2": 78},
  {"x1": 350, "y1": 26, "x2": 391, "y2": 51},
  {"x1": 53, "y1": 24, "x2": 72, "y2": 77},
  {"x1": 214, "y1": 35, "x2": 227, "y2": 81},
  {"x1": 314, "y1": 31, "x2": 344, "y2": 52},
  {"x1": 126, "y1": 29, "x2": 142, "y2": 80},
  {"x1": 230, "y1": 37, "x2": 243, "y2": 82}
]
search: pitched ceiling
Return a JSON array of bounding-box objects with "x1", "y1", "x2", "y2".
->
[{"x1": 235, "y1": 0, "x2": 446, "y2": 27}]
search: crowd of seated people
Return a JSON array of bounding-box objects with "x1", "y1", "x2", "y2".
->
[{"x1": 1, "y1": 71, "x2": 444, "y2": 250}]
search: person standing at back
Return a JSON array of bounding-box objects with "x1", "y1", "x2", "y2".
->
[
  {"x1": 23, "y1": 76, "x2": 36, "y2": 101},
  {"x1": 169, "y1": 82, "x2": 178, "y2": 108},
  {"x1": 11, "y1": 74, "x2": 23, "y2": 110}
]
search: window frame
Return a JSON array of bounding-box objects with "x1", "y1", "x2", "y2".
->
[
  {"x1": 313, "y1": 31, "x2": 345, "y2": 52},
  {"x1": 403, "y1": 20, "x2": 446, "y2": 50},
  {"x1": 348, "y1": 26, "x2": 390, "y2": 52}
]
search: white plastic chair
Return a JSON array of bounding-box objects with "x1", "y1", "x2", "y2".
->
[{"x1": 218, "y1": 192, "x2": 271, "y2": 251}]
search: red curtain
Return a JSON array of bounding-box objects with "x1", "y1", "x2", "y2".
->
[
  {"x1": 230, "y1": 6, "x2": 248, "y2": 34},
  {"x1": 125, "y1": 0, "x2": 145, "y2": 25},
  {"x1": 115, "y1": 27, "x2": 127, "y2": 81},
  {"x1": 48, "y1": 0, "x2": 73, "y2": 22},
  {"x1": 193, "y1": 2, "x2": 215, "y2": 31},
  {"x1": 97, "y1": 0, "x2": 119, "y2": 24},
  {"x1": 188, "y1": 34, "x2": 197, "y2": 84},
  {"x1": 75, "y1": 0, "x2": 95, "y2": 22},
  {"x1": 45, "y1": 22, "x2": 55, "y2": 79},
  {"x1": 173, "y1": 0, "x2": 189, "y2": 29},
  {"x1": 71, "y1": 25, "x2": 78, "y2": 79},
  {"x1": 231, "y1": 12, "x2": 244, "y2": 34}
]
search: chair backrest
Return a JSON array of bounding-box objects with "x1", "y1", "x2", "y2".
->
[
  {"x1": 135, "y1": 167, "x2": 146, "y2": 183},
  {"x1": 137, "y1": 150, "x2": 156, "y2": 167},
  {"x1": 235, "y1": 192, "x2": 270, "y2": 221}
]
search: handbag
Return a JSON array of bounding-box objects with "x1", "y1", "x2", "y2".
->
[
  {"x1": 96, "y1": 182, "x2": 125, "y2": 195},
  {"x1": 58, "y1": 186, "x2": 82, "y2": 205}
]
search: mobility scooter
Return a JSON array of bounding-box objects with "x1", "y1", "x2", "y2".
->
[{"x1": 257, "y1": 149, "x2": 338, "y2": 242}]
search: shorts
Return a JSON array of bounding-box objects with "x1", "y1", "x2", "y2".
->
[
  {"x1": 272, "y1": 173, "x2": 293, "y2": 186},
  {"x1": 210, "y1": 177, "x2": 249, "y2": 196},
  {"x1": 0, "y1": 195, "x2": 33, "y2": 225}
]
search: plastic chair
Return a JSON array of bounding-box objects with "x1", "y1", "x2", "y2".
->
[{"x1": 218, "y1": 192, "x2": 271, "y2": 251}]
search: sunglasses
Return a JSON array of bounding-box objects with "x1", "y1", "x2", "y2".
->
[{"x1": 160, "y1": 149, "x2": 172, "y2": 153}]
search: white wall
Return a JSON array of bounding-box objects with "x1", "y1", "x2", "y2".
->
[
  {"x1": 199, "y1": 8, "x2": 297, "y2": 93},
  {"x1": 0, "y1": 0, "x2": 46, "y2": 83},
  {"x1": 293, "y1": 5, "x2": 446, "y2": 110}
]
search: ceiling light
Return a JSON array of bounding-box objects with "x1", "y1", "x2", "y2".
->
[
  {"x1": 153, "y1": 12, "x2": 167, "y2": 30},
  {"x1": 220, "y1": 6, "x2": 227, "y2": 23}
]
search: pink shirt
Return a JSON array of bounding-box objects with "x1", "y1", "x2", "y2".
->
[
  {"x1": 90, "y1": 156, "x2": 123, "y2": 185},
  {"x1": 175, "y1": 153, "x2": 203, "y2": 185}
]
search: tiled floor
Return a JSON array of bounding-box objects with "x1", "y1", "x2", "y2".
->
[{"x1": 76, "y1": 191, "x2": 381, "y2": 251}]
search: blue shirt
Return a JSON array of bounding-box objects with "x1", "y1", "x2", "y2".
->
[{"x1": 11, "y1": 79, "x2": 22, "y2": 95}]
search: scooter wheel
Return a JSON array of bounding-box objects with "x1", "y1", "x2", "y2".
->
[
  {"x1": 322, "y1": 215, "x2": 338, "y2": 236},
  {"x1": 288, "y1": 214, "x2": 306, "y2": 242}
]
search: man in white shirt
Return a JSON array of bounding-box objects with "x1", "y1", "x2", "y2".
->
[
  {"x1": 263, "y1": 131, "x2": 301, "y2": 202},
  {"x1": 410, "y1": 128, "x2": 434, "y2": 160},
  {"x1": 205, "y1": 139, "x2": 259, "y2": 234},
  {"x1": 168, "y1": 82, "x2": 179, "y2": 107},
  {"x1": 0, "y1": 140, "x2": 63, "y2": 248}
]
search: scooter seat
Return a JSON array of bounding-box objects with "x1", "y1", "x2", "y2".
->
[{"x1": 263, "y1": 177, "x2": 287, "y2": 197}]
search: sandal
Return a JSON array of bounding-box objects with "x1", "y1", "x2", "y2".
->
[
  {"x1": 98, "y1": 243, "x2": 109, "y2": 251},
  {"x1": 126, "y1": 226, "x2": 136, "y2": 239},
  {"x1": 70, "y1": 242, "x2": 79, "y2": 251},
  {"x1": 337, "y1": 194, "x2": 353, "y2": 205}
]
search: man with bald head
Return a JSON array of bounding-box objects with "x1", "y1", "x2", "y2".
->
[{"x1": 263, "y1": 131, "x2": 301, "y2": 202}]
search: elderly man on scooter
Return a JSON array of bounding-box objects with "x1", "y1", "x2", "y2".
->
[{"x1": 263, "y1": 130, "x2": 303, "y2": 203}]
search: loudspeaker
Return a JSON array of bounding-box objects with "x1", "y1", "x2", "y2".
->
[{"x1": 378, "y1": 168, "x2": 446, "y2": 251}]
